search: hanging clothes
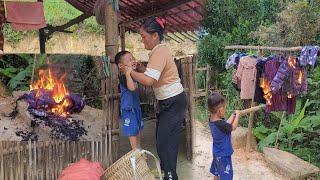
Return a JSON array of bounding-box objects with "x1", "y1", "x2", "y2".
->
[
  {"x1": 271, "y1": 56, "x2": 308, "y2": 97},
  {"x1": 263, "y1": 55, "x2": 296, "y2": 114},
  {"x1": 254, "y1": 58, "x2": 268, "y2": 104},
  {"x1": 299, "y1": 46, "x2": 320, "y2": 67},
  {"x1": 5, "y1": 2, "x2": 46, "y2": 31},
  {"x1": 234, "y1": 56, "x2": 257, "y2": 100},
  {"x1": 0, "y1": 2, "x2": 5, "y2": 53},
  {"x1": 225, "y1": 52, "x2": 247, "y2": 69}
]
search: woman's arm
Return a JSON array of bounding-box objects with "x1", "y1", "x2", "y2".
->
[
  {"x1": 136, "y1": 62, "x2": 146, "y2": 73},
  {"x1": 130, "y1": 71, "x2": 155, "y2": 86}
]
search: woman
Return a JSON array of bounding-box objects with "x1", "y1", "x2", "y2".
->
[{"x1": 122, "y1": 16, "x2": 188, "y2": 180}]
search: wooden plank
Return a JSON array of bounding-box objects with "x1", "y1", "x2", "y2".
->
[
  {"x1": 194, "y1": 92, "x2": 207, "y2": 98},
  {"x1": 196, "y1": 67, "x2": 207, "y2": 71}
]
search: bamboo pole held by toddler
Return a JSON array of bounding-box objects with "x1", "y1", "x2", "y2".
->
[{"x1": 238, "y1": 104, "x2": 266, "y2": 116}]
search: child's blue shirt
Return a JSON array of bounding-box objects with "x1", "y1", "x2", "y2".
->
[
  {"x1": 209, "y1": 119, "x2": 234, "y2": 157},
  {"x1": 119, "y1": 75, "x2": 140, "y2": 110}
]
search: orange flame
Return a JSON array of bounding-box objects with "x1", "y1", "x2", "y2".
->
[
  {"x1": 288, "y1": 56, "x2": 296, "y2": 69},
  {"x1": 260, "y1": 77, "x2": 272, "y2": 105},
  {"x1": 30, "y1": 68, "x2": 70, "y2": 117},
  {"x1": 297, "y1": 70, "x2": 303, "y2": 84}
]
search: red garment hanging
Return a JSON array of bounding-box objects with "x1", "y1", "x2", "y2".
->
[{"x1": 5, "y1": 2, "x2": 46, "y2": 31}]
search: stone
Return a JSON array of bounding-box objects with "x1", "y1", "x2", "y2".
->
[
  {"x1": 232, "y1": 127, "x2": 257, "y2": 150},
  {"x1": 263, "y1": 147, "x2": 319, "y2": 179}
]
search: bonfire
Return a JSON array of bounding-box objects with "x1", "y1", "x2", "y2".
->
[{"x1": 11, "y1": 67, "x2": 87, "y2": 141}]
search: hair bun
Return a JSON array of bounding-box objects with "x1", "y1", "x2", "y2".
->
[{"x1": 156, "y1": 17, "x2": 166, "y2": 29}]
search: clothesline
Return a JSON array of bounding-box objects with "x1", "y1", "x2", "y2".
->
[{"x1": 225, "y1": 45, "x2": 303, "y2": 52}]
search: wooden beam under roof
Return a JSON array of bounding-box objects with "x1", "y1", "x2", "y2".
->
[{"x1": 120, "y1": 0, "x2": 193, "y2": 26}]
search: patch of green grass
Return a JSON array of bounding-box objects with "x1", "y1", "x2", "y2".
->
[{"x1": 44, "y1": 0, "x2": 104, "y2": 34}]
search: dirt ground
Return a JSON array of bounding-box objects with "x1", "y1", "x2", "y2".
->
[{"x1": 193, "y1": 120, "x2": 286, "y2": 180}]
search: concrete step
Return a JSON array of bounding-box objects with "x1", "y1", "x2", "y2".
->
[{"x1": 263, "y1": 147, "x2": 319, "y2": 180}]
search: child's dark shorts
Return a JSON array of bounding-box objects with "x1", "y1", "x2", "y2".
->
[
  {"x1": 120, "y1": 108, "x2": 144, "y2": 137},
  {"x1": 210, "y1": 156, "x2": 233, "y2": 180}
]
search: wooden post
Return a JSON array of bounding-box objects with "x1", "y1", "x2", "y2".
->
[
  {"x1": 120, "y1": 26, "x2": 126, "y2": 51},
  {"x1": 39, "y1": 28, "x2": 46, "y2": 54},
  {"x1": 38, "y1": 0, "x2": 45, "y2": 54},
  {"x1": 105, "y1": 0, "x2": 120, "y2": 162},
  {"x1": 186, "y1": 56, "x2": 196, "y2": 161}
]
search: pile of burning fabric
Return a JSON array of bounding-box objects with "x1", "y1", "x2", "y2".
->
[{"x1": 11, "y1": 68, "x2": 87, "y2": 141}]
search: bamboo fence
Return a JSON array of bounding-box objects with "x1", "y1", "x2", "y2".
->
[{"x1": 0, "y1": 139, "x2": 112, "y2": 180}]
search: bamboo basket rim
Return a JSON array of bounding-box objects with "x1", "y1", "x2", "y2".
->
[{"x1": 102, "y1": 149, "x2": 161, "y2": 180}]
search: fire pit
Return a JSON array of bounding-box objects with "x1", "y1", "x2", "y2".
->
[{"x1": 8, "y1": 67, "x2": 103, "y2": 141}]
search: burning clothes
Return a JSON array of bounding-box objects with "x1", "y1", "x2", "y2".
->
[
  {"x1": 260, "y1": 56, "x2": 297, "y2": 114},
  {"x1": 12, "y1": 90, "x2": 87, "y2": 141},
  {"x1": 11, "y1": 67, "x2": 87, "y2": 141}
]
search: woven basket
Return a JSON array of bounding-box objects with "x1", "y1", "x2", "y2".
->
[{"x1": 101, "y1": 149, "x2": 161, "y2": 180}]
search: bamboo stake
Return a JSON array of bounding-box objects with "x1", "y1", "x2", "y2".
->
[
  {"x1": 34, "y1": 141, "x2": 37, "y2": 180},
  {"x1": 60, "y1": 141, "x2": 64, "y2": 176},
  {"x1": 45, "y1": 142, "x2": 49, "y2": 180},
  {"x1": 17, "y1": 142, "x2": 20, "y2": 180},
  {"x1": 91, "y1": 141, "x2": 94, "y2": 161},
  {"x1": 28, "y1": 141, "x2": 32, "y2": 180},
  {"x1": 40, "y1": 142, "x2": 43, "y2": 180},
  {"x1": 100, "y1": 135, "x2": 103, "y2": 163},
  {"x1": 0, "y1": 141, "x2": 3, "y2": 180}
]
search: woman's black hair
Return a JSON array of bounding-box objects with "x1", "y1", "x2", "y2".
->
[
  {"x1": 141, "y1": 16, "x2": 166, "y2": 41},
  {"x1": 115, "y1": 50, "x2": 130, "y2": 65}
]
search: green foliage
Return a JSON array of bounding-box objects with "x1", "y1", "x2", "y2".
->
[
  {"x1": 202, "y1": 0, "x2": 261, "y2": 36},
  {"x1": 0, "y1": 54, "x2": 47, "y2": 91},
  {"x1": 252, "y1": 1, "x2": 320, "y2": 46},
  {"x1": 3, "y1": 24, "x2": 26, "y2": 43}
]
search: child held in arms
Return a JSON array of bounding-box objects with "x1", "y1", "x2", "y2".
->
[
  {"x1": 115, "y1": 51, "x2": 145, "y2": 150},
  {"x1": 208, "y1": 92, "x2": 241, "y2": 180}
]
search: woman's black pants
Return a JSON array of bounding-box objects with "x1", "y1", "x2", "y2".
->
[{"x1": 156, "y1": 92, "x2": 188, "y2": 180}]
